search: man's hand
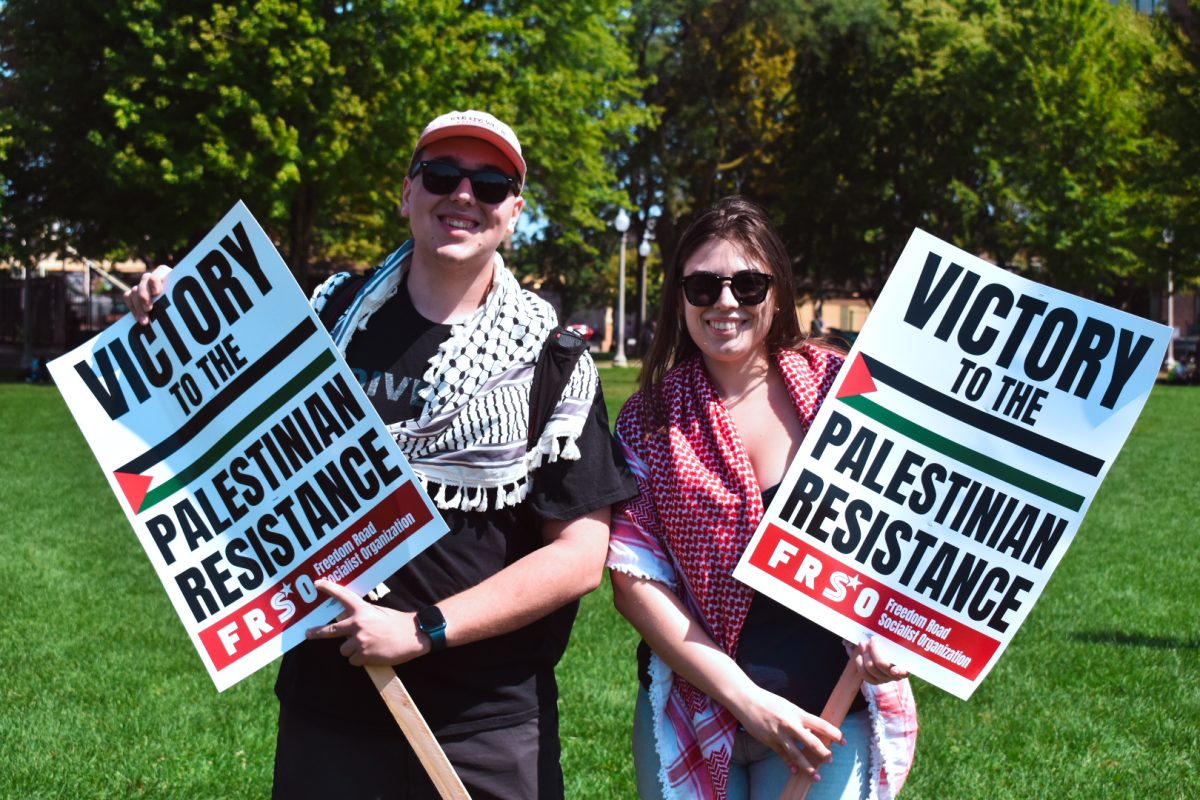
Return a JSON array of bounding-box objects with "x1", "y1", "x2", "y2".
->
[
  {"x1": 305, "y1": 579, "x2": 431, "y2": 666},
  {"x1": 124, "y1": 265, "x2": 172, "y2": 325}
]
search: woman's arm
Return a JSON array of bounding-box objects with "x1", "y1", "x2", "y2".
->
[{"x1": 611, "y1": 569, "x2": 843, "y2": 777}]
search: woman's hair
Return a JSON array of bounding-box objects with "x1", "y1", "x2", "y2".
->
[{"x1": 639, "y1": 195, "x2": 805, "y2": 394}]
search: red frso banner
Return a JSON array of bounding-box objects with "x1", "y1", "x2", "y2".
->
[
  {"x1": 747, "y1": 523, "x2": 999, "y2": 680},
  {"x1": 199, "y1": 481, "x2": 433, "y2": 669}
]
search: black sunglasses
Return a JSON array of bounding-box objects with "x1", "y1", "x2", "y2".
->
[
  {"x1": 680, "y1": 270, "x2": 774, "y2": 306},
  {"x1": 410, "y1": 160, "x2": 520, "y2": 205}
]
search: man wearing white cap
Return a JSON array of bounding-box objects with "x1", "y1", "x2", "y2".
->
[{"x1": 128, "y1": 110, "x2": 636, "y2": 799}]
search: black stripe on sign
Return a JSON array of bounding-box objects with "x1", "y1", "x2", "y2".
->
[
  {"x1": 117, "y1": 316, "x2": 321, "y2": 474},
  {"x1": 861, "y1": 353, "x2": 1104, "y2": 476}
]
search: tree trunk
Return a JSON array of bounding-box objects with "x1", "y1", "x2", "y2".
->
[{"x1": 288, "y1": 182, "x2": 316, "y2": 292}]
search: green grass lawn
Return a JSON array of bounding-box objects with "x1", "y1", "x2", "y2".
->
[
  {"x1": 597, "y1": 361, "x2": 641, "y2": 424},
  {"x1": 2, "y1": 376, "x2": 1197, "y2": 798}
]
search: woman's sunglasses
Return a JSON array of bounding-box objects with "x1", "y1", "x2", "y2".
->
[
  {"x1": 680, "y1": 270, "x2": 774, "y2": 306},
  {"x1": 409, "y1": 160, "x2": 520, "y2": 205}
]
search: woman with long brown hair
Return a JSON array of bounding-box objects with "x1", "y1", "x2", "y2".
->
[{"x1": 608, "y1": 197, "x2": 918, "y2": 800}]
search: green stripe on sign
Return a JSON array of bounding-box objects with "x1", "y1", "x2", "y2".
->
[
  {"x1": 839, "y1": 393, "x2": 1085, "y2": 512},
  {"x1": 139, "y1": 349, "x2": 338, "y2": 512}
]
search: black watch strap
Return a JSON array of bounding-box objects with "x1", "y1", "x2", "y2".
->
[{"x1": 416, "y1": 605, "x2": 447, "y2": 651}]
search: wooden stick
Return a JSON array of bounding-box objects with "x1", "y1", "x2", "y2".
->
[
  {"x1": 365, "y1": 664, "x2": 472, "y2": 800},
  {"x1": 778, "y1": 657, "x2": 862, "y2": 800}
]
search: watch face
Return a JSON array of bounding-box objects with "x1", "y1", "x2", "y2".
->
[{"x1": 417, "y1": 606, "x2": 445, "y2": 630}]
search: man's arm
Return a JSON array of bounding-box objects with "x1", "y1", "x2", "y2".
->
[{"x1": 307, "y1": 507, "x2": 611, "y2": 665}]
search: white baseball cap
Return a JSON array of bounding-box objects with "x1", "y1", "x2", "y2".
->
[{"x1": 411, "y1": 110, "x2": 526, "y2": 187}]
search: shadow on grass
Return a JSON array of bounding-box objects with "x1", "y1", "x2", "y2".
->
[{"x1": 1071, "y1": 630, "x2": 1200, "y2": 650}]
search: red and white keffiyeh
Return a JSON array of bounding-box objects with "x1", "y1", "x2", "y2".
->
[{"x1": 608, "y1": 346, "x2": 918, "y2": 799}]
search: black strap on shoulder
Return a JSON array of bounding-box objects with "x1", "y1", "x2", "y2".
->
[
  {"x1": 527, "y1": 326, "x2": 588, "y2": 450},
  {"x1": 317, "y1": 272, "x2": 370, "y2": 331}
]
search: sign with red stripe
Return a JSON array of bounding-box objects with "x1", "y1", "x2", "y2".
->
[
  {"x1": 48, "y1": 203, "x2": 448, "y2": 690},
  {"x1": 735, "y1": 229, "x2": 1169, "y2": 699}
]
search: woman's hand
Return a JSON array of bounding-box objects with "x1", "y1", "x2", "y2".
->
[
  {"x1": 611, "y1": 570, "x2": 842, "y2": 777},
  {"x1": 304, "y1": 579, "x2": 431, "y2": 666},
  {"x1": 852, "y1": 637, "x2": 908, "y2": 685},
  {"x1": 726, "y1": 682, "x2": 844, "y2": 779}
]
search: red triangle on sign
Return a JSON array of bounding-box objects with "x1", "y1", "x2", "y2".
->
[
  {"x1": 114, "y1": 471, "x2": 154, "y2": 513},
  {"x1": 836, "y1": 353, "x2": 878, "y2": 399}
]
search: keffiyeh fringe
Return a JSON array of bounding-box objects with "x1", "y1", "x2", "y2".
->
[{"x1": 312, "y1": 241, "x2": 597, "y2": 513}]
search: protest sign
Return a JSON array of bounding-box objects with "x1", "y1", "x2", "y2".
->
[
  {"x1": 734, "y1": 228, "x2": 1170, "y2": 699},
  {"x1": 48, "y1": 202, "x2": 449, "y2": 691}
]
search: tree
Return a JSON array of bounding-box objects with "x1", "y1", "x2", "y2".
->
[
  {"x1": 1147, "y1": 0, "x2": 1200, "y2": 290},
  {"x1": 1, "y1": 2, "x2": 118, "y2": 269},
  {"x1": 622, "y1": 0, "x2": 1008, "y2": 299},
  {"x1": 0, "y1": 0, "x2": 646, "y2": 292},
  {"x1": 774, "y1": 0, "x2": 1006, "y2": 299},
  {"x1": 623, "y1": 0, "x2": 1174, "y2": 310},
  {"x1": 477, "y1": 0, "x2": 650, "y2": 316},
  {"x1": 983, "y1": 1, "x2": 1163, "y2": 301},
  {"x1": 621, "y1": 0, "x2": 810, "y2": 265}
]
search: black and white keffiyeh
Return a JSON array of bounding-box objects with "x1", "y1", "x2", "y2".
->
[{"x1": 312, "y1": 240, "x2": 598, "y2": 512}]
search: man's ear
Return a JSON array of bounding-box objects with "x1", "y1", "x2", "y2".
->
[
  {"x1": 400, "y1": 176, "x2": 413, "y2": 218},
  {"x1": 506, "y1": 196, "x2": 525, "y2": 234}
]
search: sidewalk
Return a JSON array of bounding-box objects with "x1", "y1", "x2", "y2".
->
[{"x1": 0, "y1": 342, "x2": 63, "y2": 376}]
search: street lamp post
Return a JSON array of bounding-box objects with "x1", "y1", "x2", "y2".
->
[
  {"x1": 637, "y1": 236, "x2": 651, "y2": 353},
  {"x1": 1164, "y1": 228, "x2": 1176, "y2": 371},
  {"x1": 613, "y1": 208, "x2": 630, "y2": 367}
]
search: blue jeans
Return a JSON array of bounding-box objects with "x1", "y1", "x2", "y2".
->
[{"x1": 632, "y1": 687, "x2": 870, "y2": 800}]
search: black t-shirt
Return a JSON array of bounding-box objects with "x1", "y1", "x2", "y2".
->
[
  {"x1": 637, "y1": 484, "x2": 866, "y2": 715},
  {"x1": 737, "y1": 484, "x2": 867, "y2": 714},
  {"x1": 275, "y1": 282, "x2": 638, "y2": 736}
]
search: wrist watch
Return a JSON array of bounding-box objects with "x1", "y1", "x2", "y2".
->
[{"x1": 415, "y1": 605, "x2": 447, "y2": 651}]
